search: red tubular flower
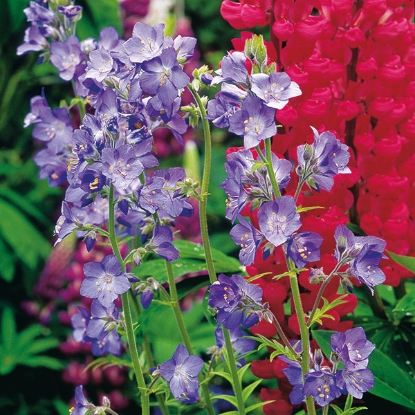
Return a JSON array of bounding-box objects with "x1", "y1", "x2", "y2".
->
[{"x1": 220, "y1": 0, "x2": 270, "y2": 29}]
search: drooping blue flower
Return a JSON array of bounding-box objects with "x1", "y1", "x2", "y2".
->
[
  {"x1": 211, "y1": 51, "x2": 249, "y2": 86},
  {"x1": 70, "y1": 385, "x2": 93, "y2": 415},
  {"x1": 140, "y1": 47, "x2": 190, "y2": 107},
  {"x1": 350, "y1": 247, "x2": 386, "y2": 293},
  {"x1": 258, "y1": 196, "x2": 301, "y2": 248},
  {"x1": 330, "y1": 327, "x2": 375, "y2": 370},
  {"x1": 251, "y1": 71, "x2": 301, "y2": 109},
  {"x1": 206, "y1": 83, "x2": 246, "y2": 129},
  {"x1": 23, "y1": 1, "x2": 55, "y2": 24},
  {"x1": 229, "y1": 95, "x2": 277, "y2": 149},
  {"x1": 303, "y1": 370, "x2": 342, "y2": 407},
  {"x1": 71, "y1": 306, "x2": 90, "y2": 343},
  {"x1": 159, "y1": 344, "x2": 203, "y2": 404},
  {"x1": 230, "y1": 216, "x2": 263, "y2": 266},
  {"x1": 145, "y1": 225, "x2": 179, "y2": 262},
  {"x1": 297, "y1": 127, "x2": 351, "y2": 192},
  {"x1": 335, "y1": 364, "x2": 374, "y2": 399},
  {"x1": 286, "y1": 232, "x2": 323, "y2": 269},
  {"x1": 214, "y1": 325, "x2": 255, "y2": 365},
  {"x1": 208, "y1": 274, "x2": 262, "y2": 330},
  {"x1": 281, "y1": 357, "x2": 305, "y2": 405},
  {"x1": 334, "y1": 224, "x2": 386, "y2": 293},
  {"x1": 17, "y1": 24, "x2": 49, "y2": 56},
  {"x1": 80, "y1": 255, "x2": 130, "y2": 307}
]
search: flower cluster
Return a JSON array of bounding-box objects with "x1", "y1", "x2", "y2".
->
[
  {"x1": 282, "y1": 328, "x2": 375, "y2": 407},
  {"x1": 18, "y1": 1, "x2": 394, "y2": 414}
]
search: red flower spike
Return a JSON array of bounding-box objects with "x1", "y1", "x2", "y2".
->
[{"x1": 260, "y1": 388, "x2": 294, "y2": 415}]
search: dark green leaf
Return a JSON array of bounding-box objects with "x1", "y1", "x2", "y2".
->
[
  {"x1": 393, "y1": 291, "x2": 415, "y2": 315},
  {"x1": 1, "y1": 307, "x2": 16, "y2": 352},
  {"x1": 84, "y1": 0, "x2": 122, "y2": 34},
  {"x1": 0, "y1": 236, "x2": 15, "y2": 282},
  {"x1": 6, "y1": 0, "x2": 28, "y2": 33}
]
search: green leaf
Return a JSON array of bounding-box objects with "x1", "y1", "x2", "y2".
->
[
  {"x1": 237, "y1": 362, "x2": 251, "y2": 384},
  {"x1": 313, "y1": 330, "x2": 415, "y2": 410},
  {"x1": 6, "y1": 0, "x2": 28, "y2": 32},
  {"x1": 388, "y1": 251, "x2": 415, "y2": 274},
  {"x1": 242, "y1": 379, "x2": 262, "y2": 403},
  {"x1": 309, "y1": 295, "x2": 348, "y2": 326},
  {"x1": 211, "y1": 395, "x2": 238, "y2": 407},
  {"x1": 1, "y1": 307, "x2": 16, "y2": 352},
  {"x1": 22, "y1": 356, "x2": 65, "y2": 370},
  {"x1": 393, "y1": 291, "x2": 415, "y2": 315},
  {"x1": 0, "y1": 236, "x2": 15, "y2": 282},
  {"x1": 84, "y1": 355, "x2": 133, "y2": 372},
  {"x1": 0, "y1": 187, "x2": 50, "y2": 225},
  {"x1": 84, "y1": 0, "x2": 122, "y2": 34},
  {"x1": 0, "y1": 199, "x2": 51, "y2": 269},
  {"x1": 245, "y1": 400, "x2": 274, "y2": 413}
]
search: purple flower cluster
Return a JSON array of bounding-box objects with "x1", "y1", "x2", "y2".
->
[
  {"x1": 297, "y1": 127, "x2": 351, "y2": 192},
  {"x1": 282, "y1": 327, "x2": 375, "y2": 406},
  {"x1": 334, "y1": 224, "x2": 387, "y2": 293},
  {"x1": 206, "y1": 50, "x2": 301, "y2": 149},
  {"x1": 71, "y1": 298, "x2": 122, "y2": 357},
  {"x1": 208, "y1": 274, "x2": 263, "y2": 329},
  {"x1": 22, "y1": 11, "x2": 196, "y2": 258}
]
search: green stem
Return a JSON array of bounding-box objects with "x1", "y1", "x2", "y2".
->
[
  {"x1": 289, "y1": 272, "x2": 316, "y2": 415},
  {"x1": 265, "y1": 138, "x2": 281, "y2": 199},
  {"x1": 164, "y1": 261, "x2": 215, "y2": 415},
  {"x1": 130, "y1": 293, "x2": 171, "y2": 415},
  {"x1": 223, "y1": 327, "x2": 246, "y2": 415},
  {"x1": 108, "y1": 185, "x2": 149, "y2": 415},
  {"x1": 187, "y1": 84, "x2": 217, "y2": 284},
  {"x1": 165, "y1": 261, "x2": 193, "y2": 351}
]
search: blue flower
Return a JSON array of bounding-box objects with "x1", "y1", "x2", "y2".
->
[
  {"x1": 303, "y1": 370, "x2": 342, "y2": 407},
  {"x1": 251, "y1": 71, "x2": 301, "y2": 109},
  {"x1": 335, "y1": 364, "x2": 374, "y2": 399},
  {"x1": 258, "y1": 196, "x2": 301, "y2": 248},
  {"x1": 70, "y1": 385, "x2": 93, "y2": 415},
  {"x1": 50, "y1": 36, "x2": 85, "y2": 81},
  {"x1": 297, "y1": 127, "x2": 351, "y2": 192},
  {"x1": 80, "y1": 255, "x2": 130, "y2": 307},
  {"x1": 330, "y1": 327, "x2": 375, "y2": 370},
  {"x1": 208, "y1": 274, "x2": 262, "y2": 329},
  {"x1": 123, "y1": 22, "x2": 165, "y2": 63},
  {"x1": 140, "y1": 48, "x2": 190, "y2": 107},
  {"x1": 286, "y1": 232, "x2": 323, "y2": 269},
  {"x1": 159, "y1": 344, "x2": 203, "y2": 404},
  {"x1": 230, "y1": 216, "x2": 263, "y2": 266},
  {"x1": 229, "y1": 95, "x2": 277, "y2": 149}
]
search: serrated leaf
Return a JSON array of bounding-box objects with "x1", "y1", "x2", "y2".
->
[{"x1": 388, "y1": 251, "x2": 415, "y2": 274}]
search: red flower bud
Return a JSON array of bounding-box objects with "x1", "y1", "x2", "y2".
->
[
  {"x1": 356, "y1": 57, "x2": 378, "y2": 79},
  {"x1": 360, "y1": 213, "x2": 382, "y2": 237}
]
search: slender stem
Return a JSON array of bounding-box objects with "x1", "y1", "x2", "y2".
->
[
  {"x1": 307, "y1": 263, "x2": 343, "y2": 327},
  {"x1": 164, "y1": 261, "x2": 215, "y2": 415},
  {"x1": 265, "y1": 138, "x2": 281, "y2": 199},
  {"x1": 271, "y1": 314, "x2": 297, "y2": 357},
  {"x1": 129, "y1": 293, "x2": 171, "y2": 415},
  {"x1": 165, "y1": 261, "x2": 193, "y2": 351},
  {"x1": 108, "y1": 185, "x2": 150, "y2": 415},
  {"x1": 187, "y1": 84, "x2": 217, "y2": 284},
  {"x1": 289, "y1": 272, "x2": 316, "y2": 415},
  {"x1": 223, "y1": 327, "x2": 246, "y2": 415},
  {"x1": 322, "y1": 405, "x2": 329, "y2": 415}
]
